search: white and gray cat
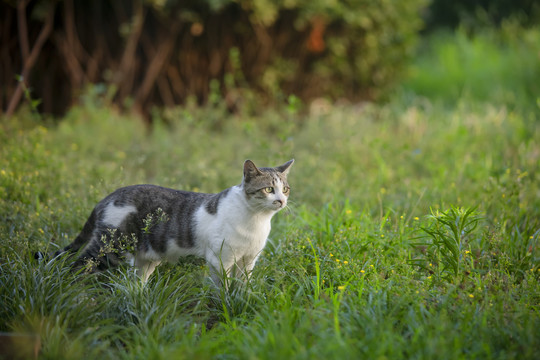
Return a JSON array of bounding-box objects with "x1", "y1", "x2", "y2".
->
[{"x1": 49, "y1": 159, "x2": 294, "y2": 286}]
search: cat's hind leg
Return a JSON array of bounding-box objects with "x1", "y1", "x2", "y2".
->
[
  {"x1": 134, "y1": 256, "x2": 161, "y2": 283},
  {"x1": 60, "y1": 208, "x2": 99, "y2": 256},
  {"x1": 35, "y1": 208, "x2": 99, "y2": 261}
]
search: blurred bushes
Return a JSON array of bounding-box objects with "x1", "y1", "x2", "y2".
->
[
  {"x1": 404, "y1": 0, "x2": 540, "y2": 115},
  {"x1": 402, "y1": 23, "x2": 540, "y2": 114},
  {"x1": 425, "y1": 0, "x2": 540, "y2": 30},
  {"x1": 236, "y1": 0, "x2": 429, "y2": 101},
  {"x1": 1, "y1": 0, "x2": 427, "y2": 120}
]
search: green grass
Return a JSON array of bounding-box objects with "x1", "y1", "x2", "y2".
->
[
  {"x1": 402, "y1": 24, "x2": 540, "y2": 115},
  {"x1": 1, "y1": 95, "x2": 538, "y2": 359},
  {"x1": 2, "y1": 29, "x2": 540, "y2": 358}
]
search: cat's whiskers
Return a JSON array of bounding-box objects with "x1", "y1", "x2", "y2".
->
[
  {"x1": 282, "y1": 204, "x2": 293, "y2": 214},
  {"x1": 284, "y1": 199, "x2": 301, "y2": 215}
]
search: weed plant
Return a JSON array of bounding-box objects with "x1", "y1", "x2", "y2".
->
[{"x1": 411, "y1": 206, "x2": 482, "y2": 281}]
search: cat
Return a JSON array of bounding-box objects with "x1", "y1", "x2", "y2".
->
[{"x1": 45, "y1": 159, "x2": 294, "y2": 286}]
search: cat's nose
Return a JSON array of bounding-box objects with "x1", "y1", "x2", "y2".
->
[{"x1": 273, "y1": 199, "x2": 284, "y2": 207}]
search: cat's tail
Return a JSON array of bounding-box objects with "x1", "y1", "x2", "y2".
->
[{"x1": 34, "y1": 208, "x2": 98, "y2": 261}]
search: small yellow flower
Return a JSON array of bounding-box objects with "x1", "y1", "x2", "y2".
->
[
  {"x1": 360, "y1": 270, "x2": 365, "y2": 274},
  {"x1": 414, "y1": 217, "x2": 419, "y2": 221},
  {"x1": 38, "y1": 228, "x2": 44, "y2": 234},
  {"x1": 469, "y1": 294, "x2": 474, "y2": 298},
  {"x1": 337, "y1": 285, "x2": 345, "y2": 291},
  {"x1": 345, "y1": 209, "x2": 352, "y2": 215},
  {"x1": 429, "y1": 263, "x2": 433, "y2": 267},
  {"x1": 427, "y1": 276, "x2": 432, "y2": 280},
  {"x1": 400, "y1": 215, "x2": 404, "y2": 219},
  {"x1": 380, "y1": 234, "x2": 385, "y2": 238},
  {"x1": 343, "y1": 261, "x2": 349, "y2": 265},
  {"x1": 336, "y1": 259, "x2": 340, "y2": 263}
]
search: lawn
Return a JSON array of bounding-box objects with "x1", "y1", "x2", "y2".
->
[{"x1": 1, "y1": 30, "x2": 539, "y2": 359}]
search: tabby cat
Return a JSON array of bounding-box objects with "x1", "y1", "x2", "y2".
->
[{"x1": 47, "y1": 159, "x2": 294, "y2": 286}]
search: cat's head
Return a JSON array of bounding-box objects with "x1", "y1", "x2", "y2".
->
[{"x1": 242, "y1": 159, "x2": 294, "y2": 212}]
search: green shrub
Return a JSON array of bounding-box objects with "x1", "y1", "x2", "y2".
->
[
  {"x1": 244, "y1": 0, "x2": 429, "y2": 100},
  {"x1": 2, "y1": 0, "x2": 428, "y2": 118}
]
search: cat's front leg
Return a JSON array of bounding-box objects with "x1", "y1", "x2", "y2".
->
[
  {"x1": 236, "y1": 253, "x2": 259, "y2": 281},
  {"x1": 206, "y1": 253, "x2": 235, "y2": 288}
]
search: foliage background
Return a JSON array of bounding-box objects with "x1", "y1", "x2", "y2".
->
[{"x1": 1, "y1": 0, "x2": 426, "y2": 118}]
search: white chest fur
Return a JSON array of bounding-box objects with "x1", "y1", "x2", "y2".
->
[{"x1": 194, "y1": 186, "x2": 275, "y2": 275}]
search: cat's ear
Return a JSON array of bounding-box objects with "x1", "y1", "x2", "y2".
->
[
  {"x1": 276, "y1": 159, "x2": 294, "y2": 176},
  {"x1": 244, "y1": 160, "x2": 262, "y2": 182}
]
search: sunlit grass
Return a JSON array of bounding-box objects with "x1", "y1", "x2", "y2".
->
[{"x1": 402, "y1": 24, "x2": 540, "y2": 114}]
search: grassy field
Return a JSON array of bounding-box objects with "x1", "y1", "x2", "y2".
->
[{"x1": 1, "y1": 30, "x2": 540, "y2": 359}]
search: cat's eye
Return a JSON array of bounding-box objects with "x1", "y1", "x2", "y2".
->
[
  {"x1": 263, "y1": 187, "x2": 274, "y2": 193},
  {"x1": 283, "y1": 186, "x2": 290, "y2": 194}
]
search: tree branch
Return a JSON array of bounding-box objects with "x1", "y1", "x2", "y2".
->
[
  {"x1": 6, "y1": 4, "x2": 55, "y2": 117},
  {"x1": 116, "y1": 1, "x2": 146, "y2": 100},
  {"x1": 17, "y1": 0, "x2": 29, "y2": 63},
  {"x1": 135, "y1": 22, "x2": 180, "y2": 113}
]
